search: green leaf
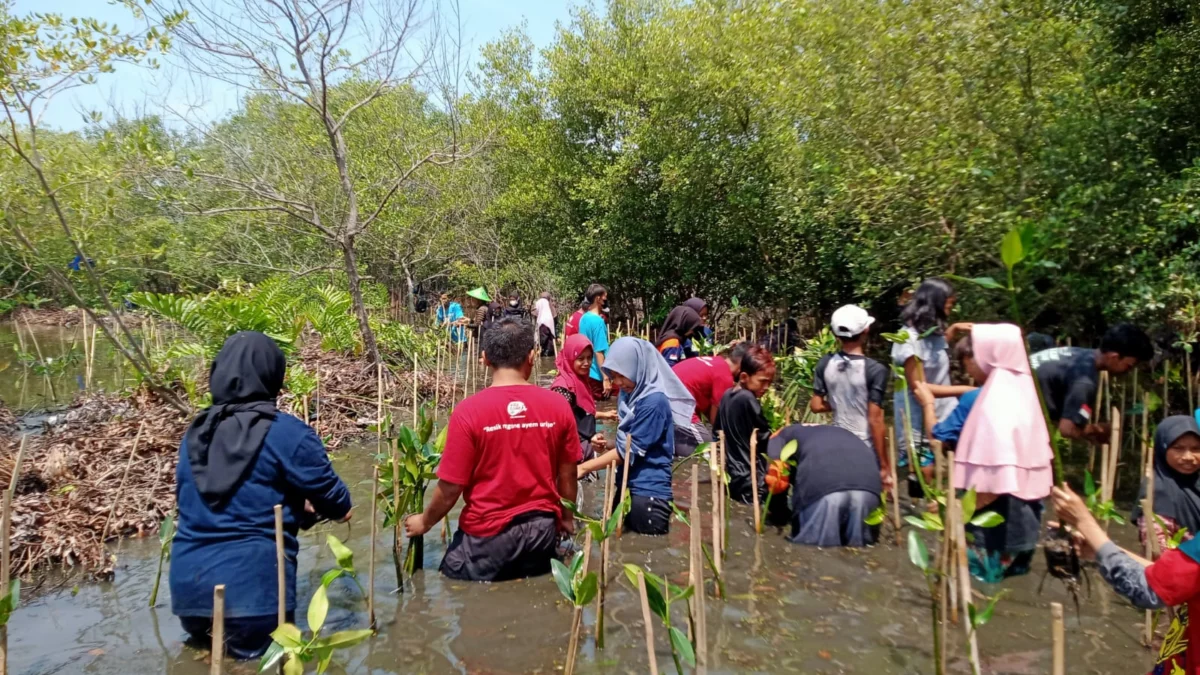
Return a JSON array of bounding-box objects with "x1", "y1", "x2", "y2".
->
[
  {"x1": 327, "y1": 534, "x2": 354, "y2": 572},
  {"x1": 881, "y1": 330, "x2": 911, "y2": 344},
  {"x1": 970, "y1": 512, "x2": 1005, "y2": 528},
  {"x1": 971, "y1": 590, "x2": 1008, "y2": 628},
  {"x1": 158, "y1": 516, "x2": 176, "y2": 546},
  {"x1": 922, "y1": 512, "x2": 944, "y2": 530},
  {"x1": 669, "y1": 625, "x2": 696, "y2": 667},
  {"x1": 569, "y1": 549, "x2": 585, "y2": 578},
  {"x1": 863, "y1": 506, "x2": 885, "y2": 526},
  {"x1": 308, "y1": 584, "x2": 329, "y2": 634},
  {"x1": 907, "y1": 530, "x2": 929, "y2": 571},
  {"x1": 283, "y1": 654, "x2": 304, "y2": 675},
  {"x1": 779, "y1": 440, "x2": 798, "y2": 463},
  {"x1": 1084, "y1": 470, "x2": 1097, "y2": 497},
  {"x1": 271, "y1": 623, "x2": 305, "y2": 649},
  {"x1": 320, "y1": 568, "x2": 344, "y2": 588},
  {"x1": 316, "y1": 629, "x2": 374, "y2": 649},
  {"x1": 551, "y1": 558, "x2": 575, "y2": 603},
  {"x1": 960, "y1": 489, "x2": 977, "y2": 524},
  {"x1": 671, "y1": 503, "x2": 690, "y2": 527},
  {"x1": 259, "y1": 641, "x2": 287, "y2": 672},
  {"x1": 6, "y1": 579, "x2": 18, "y2": 612},
  {"x1": 624, "y1": 564, "x2": 667, "y2": 618},
  {"x1": 314, "y1": 645, "x2": 334, "y2": 674},
  {"x1": 904, "y1": 514, "x2": 933, "y2": 530},
  {"x1": 575, "y1": 572, "x2": 599, "y2": 606},
  {"x1": 1001, "y1": 229, "x2": 1025, "y2": 269}
]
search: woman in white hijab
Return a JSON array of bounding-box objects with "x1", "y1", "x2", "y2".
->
[{"x1": 534, "y1": 292, "x2": 556, "y2": 356}]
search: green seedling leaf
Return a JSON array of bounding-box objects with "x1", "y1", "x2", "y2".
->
[
  {"x1": 326, "y1": 534, "x2": 354, "y2": 572},
  {"x1": 551, "y1": 558, "x2": 575, "y2": 603},
  {"x1": 881, "y1": 330, "x2": 911, "y2": 345},
  {"x1": 1084, "y1": 470, "x2": 1097, "y2": 497},
  {"x1": 271, "y1": 623, "x2": 305, "y2": 649},
  {"x1": 283, "y1": 655, "x2": 304, "y2": 675},
  {"x1": 1001, "y1": 229, "x2": 1025, "y2": 269},
  {"x1": 315, "y1": 629, "x2": 374, "y2": 649},
  {"x1": 946, "y1": 274, "x2": 1006, "y2": 290},
  {"x1": 308, "y1": 584, "x2": 329, "y2": 634},
  {"x1": 907, "y1": 530, "x2": 930, "y2": 571},
  {"x1": 671, "y1": 503, "x2": 691, "y2": 527},
  {"x1": 971, "y1": 590, "x2": 1008, "y2": 628},
  {"x1": 315, "y1": 645, "x2": 334, "y2": 674},
  {"x1": 970, "y1": 512, "x2": 1005, "y2": 528},
  {"x1": 960, "y1": 489, "x2": 977, "y2": 524},
  {"x1": 320, "y1": 568, "x2": 344, "y2": 589},
  {"x1": 905, "y1": 515, "x2": 934, "y2": 530},
  {"x1": 259, "y1": 641, "x2": 288, "y2": 672},
  {"x1": 6, "y1": 579, "x2": 18, "y2": 612},
  {"x1": 158, "y1": 516, "x2": 175, "y2": 545},
  {"x1": 624, "y1": 564, "x2": 668, "y2": 618},
  {"x1": 575, "y1": 572, "x2": 599, "y2": 606},
  {"x1": 779, "y1": 440, "x2": 798, "y2": 464},
  {"x1": 569, "y1": 549, "x2": 585, "y2": 578},
  {"x1": 434, "y1": 424, "x2": 449, "y2": 454},
  {"x1": 669, "y1": 625, "x2": 697, "y2": 667},
  {"x1": 922, "y1": 512, "x2": 944, "y2": 530},
  {"x1": 863, "y1": 506, "x2": 886, "y2": 526}
]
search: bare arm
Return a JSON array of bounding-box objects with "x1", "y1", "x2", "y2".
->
[
  {"x1": 868, "y1": 402, "x2": 890, "y2": 483},
  {"x1": 577, "y1": 449, "x2": 619, "y2": 478},
  {"x1": 923, "y1": 384, "x2": 976, "y2": 399},
  {"x1": 557, "y1": 459, "x2": 578, "y2": 534},
  {"x1": 904, "y1": 356, "x2": 924, "y2": 394},
  {"x1": 708, "y1": 401, "x2": 719, "y2": 424},
  {"x1": 1058, "y1": 418, "x2": 1110, "y2": 443},
  {"x1": 809, "y1": 394, "x2": 832, "y2": 414},
  {"x1": 403, "y1": 479, "x2": 464, "y2": 536}
]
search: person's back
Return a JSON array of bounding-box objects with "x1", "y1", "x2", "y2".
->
[
  {"x1": 1031, "y1": 346, "x2": 1096, "y2": 424},
  {"x1": 440, "y1": 385, "x2": 577, "y2": 536},
  {"x1": 564, "y1": 309, "x2": 583, "y2": 337},
  {"x1": 813, "y1": 351, "x2": 887, "y2": 447},
  {"x1": 579, "y1": 311, "x2": 609, "y2": 380},
  {"x1": 672, "y1": 355, "x2": 733, "y2": 423}
]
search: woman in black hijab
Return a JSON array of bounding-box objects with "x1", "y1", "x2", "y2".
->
[
  {"x1": 170, "y1": 332, "x2": 352, "y2": 660},
  {"x1": 655, "y1": 305, "x2": 704, "y2": 365},
  {"x1": 1133, "y1": 415, "x2": 1200, "y2": 549}
]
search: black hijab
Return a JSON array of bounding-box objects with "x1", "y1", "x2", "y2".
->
[
  {"x1": 656, "y1": 306, "x2": 703, "y2": 348},
  {"x1": 184, "y1": 331, "x2": 285, "y2": 508},
  {"x1": 1133, "y1": 415, "x2": 1200, "y2": 532}
]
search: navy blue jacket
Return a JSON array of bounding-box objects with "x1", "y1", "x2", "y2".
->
[{"x1": 170, "y1": 413, "x2": 351, "y2": 618}]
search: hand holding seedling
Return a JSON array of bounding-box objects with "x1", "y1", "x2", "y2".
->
[
  {"x1": 1050, "y1": 485, "x2": 1106, "y2": 560},
  {"x1": 403, "y1": 513, "x2": 430, "y2": 537}
]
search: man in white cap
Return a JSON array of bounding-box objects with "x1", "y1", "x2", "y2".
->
[{"x1": 809, "y1": 304, "x2": 892, "y2": 488}]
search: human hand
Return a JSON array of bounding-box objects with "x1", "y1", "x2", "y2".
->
[
  {"x1": 590, "y1": 433, "x2": 607, "y2": 454},
  {"x1": 404, "y1": 513, "x2": 430, "y2": 537},
  {"x1": 602, "y1": 376, "x2": 612, "y2": 397},
  {"x1": 913, "y1": 381, "x2": 935, "y2": 407},
  {"x1": 881, "y1": 469, "x2": 894, "y2": 491},
  {"x1": 558, "y1": 512, "x2": 576, "y2": 536},
  {"x1": 1050, "y1": 485, "x2": 1094, "y2": 529},
  {"x1": 596, "y1": 410, "x2": 617, "y2": 421},
  {"x1": 946, "y1": 322, "x2": 975, "y2": 342}
]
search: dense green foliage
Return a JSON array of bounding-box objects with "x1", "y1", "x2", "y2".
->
[{"x1": 3, "y1": 0, "x2": 1200, "y2": 340}]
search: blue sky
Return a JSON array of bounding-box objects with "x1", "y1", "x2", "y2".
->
[{"x1": 15, "y1": 0, "x2": 578, "y2": 131}]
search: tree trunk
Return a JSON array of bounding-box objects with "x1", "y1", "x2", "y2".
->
[{"x1": 340, "y1": 235, "x2": 381, "y2": 365}]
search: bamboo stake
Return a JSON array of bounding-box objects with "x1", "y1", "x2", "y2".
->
[
  {"x1": 434, "y1": 341, "x2": 441, "y2": 413},
  {"x1": 636, "y1": 569, "x2": 660, "y2": 675},
  {"x1": 1051, "y1": 603, "x2": 1065, "y2": 675},
  {"x1": 718, "y1": 431, "x2": 728, "y2": 553},
  {"x1": 888, "y1": 427, "x2": 901, "y2": 545},
  {"x1": 616, "y1": 436, "x2": 633, "y2": 537},
  {"x1": 750, "y1": 433, "x2": 761, "y2": 534},
  {"x1": 710, "y1": 437, "x2": 723, "y2": 577},
  {"x1": 87, "y1": 322, "x2": 97, "y2": 389},
  {"x1": 1106, "y1": 406, "x2": 1122, "y2": 505},
  {"x1": 596, "y1": 465, "x2": 616, "y2": 649},
  {"x1": 274, "y1": 505, "x2": 285, "y2": 626},
  {"x1": 949, "y1": 452, "x2": 980, "y2": 675},
  {"x1": 564, "y1": 529, "x2": 593, "y2": 675},
  {"x1": 1089, "y1": 372, "x2": 1107, "y2": 473},
  {"x1": 1164, "y1": 359, "x2": 1170, "y2": 420},
  {"x1": 101, "y1": 423, "x2": 145, "y2": 543},
  {"x1": 210, "y1": 585, "x2": 225, "y2": 675},
  {"x1": 1140, "y1": 392, "x2": 1150, "y2": 479},
  {"x1": 392, "y1": 447, "x2": 403, "y2": 592},
  {"x1": 0, "y1": 436, "x2": 27, "y2": 675},
  {"x1": 368, "y1": 466, "x2": 378, "y2": 631},
  {"x1": 412, "y1": 350, "x2": 419, "y2": 426},
  {"x1": 689, "y1": 466, "x2": 708, "y2": 672}
]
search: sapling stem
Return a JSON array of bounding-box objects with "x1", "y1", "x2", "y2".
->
[{"x1": 274, "y1": 505, "x2": 285, "y2": 627}]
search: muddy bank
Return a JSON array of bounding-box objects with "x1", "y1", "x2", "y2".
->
[{"x1": 5, "y1": 306, "x2": 146, "y2": 329}]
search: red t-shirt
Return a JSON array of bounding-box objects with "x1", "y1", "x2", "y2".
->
[
  {"x1": 1146, "y1": 548, "x2": 1200, "y2": 675},
  {"x1": 438, "y1": 385, "x2": 581, "y2": 537},
  {"x1": 564, "y1": 310, "x2": 583, "y2": 338},
  {"x1": 672, "y1": 356, "x2": 734, "y2": 424}
]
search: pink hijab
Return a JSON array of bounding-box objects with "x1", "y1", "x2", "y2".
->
[
  {"x1": 953, "y1": 323, "x2": 1054, "y2": 501},
  {"x1": 552, "y1": 334, "x2": 596, "y2": 415}
]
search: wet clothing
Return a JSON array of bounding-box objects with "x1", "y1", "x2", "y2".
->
[
  {"x1": 673, "y1": 422, "x2": 710, "y2": 459},
  {"x1": 579, "y1": 312, "x2": 610, "y2": 381},
  {"x1": 437, "y1": 385, "x2": 580, "y2": 538},
  {"x1": 181, "y1": 612, "x2": 293, "y2": 660},
  {"x1": 965, "y1": 495, "x2": 1043, "y2": 582},
  {"x1": 622, "y1": 494, "x2": 673, "y2": 536},
  {"x1": 171, "y1": 414, "x2": 352, "y2": 619},
  {"x1": 891, "y1": 325, "x2": 954, "y2": 467},
  {"x1": 440, "y1": 511, "x2": 560, "y2": 582},
  {"x1": 615, "y1": 391, "x2": 676, "y2": 502},
  {"x1": 437, "y1": 302, "x2": 467, "y2": 343},
  {"x1": 713, "y1": 387, "x2": 771, "y2": 503},
  {"x1": 791, "y1": 490, "x2": 880, "y2": 547},
  {"x1": 539, "y1": 325, "x2": 556, "y2": 356},
  {"x1": 1030, "y1": 347, "x2": 1099, "y2": 426},
  {"x1": 672, "y1": 355, "x2": 734, "y2": 423},
  {"x1": 812, "y1": 351, "x2": 888, "y2": 448}
]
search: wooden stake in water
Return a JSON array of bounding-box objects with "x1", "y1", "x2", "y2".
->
[
  {"x1": 1106, "y1": 406, "x2": 1122, "y2": 504},
  {"x1": 888, "y1": 426, "x2": 901, "y2": 545},
  {"x1": 710, "y1": 436, "x2": 723, "y2": 577},
  {"x1": 412, "y1": 350, "x2": 419, "y2": 427},
  {"x1": 392, "y1": 446, "x2": 403, "y2": 592},
  {"x1": 750, "y1": 433, "x2": 761, "y2": 534},
  {"x1": 1051, "y1": 602, "x2": 1065, "y2": 675},
  {"x1": 616, "y1": 436, "x2": 633, "y2": 537},
  {"x1": 596, "y1": 465, "x2": 616, "y2": 649},
  {"x1": 636, "y1": 569, "x2": 660, "y2": 675},
  {"x1": 368, "y1": 465, "x2": 378, "y2": 631},
  {"x1": 949, "y1": 452, "x2": 980, "y2": 675},
  {"x1": 434, "y1": 341, "x2": 442, "y2": 413},
  {"x1": 689, "y1": 466, "x2": 708, "y2": 672},
  {"x1": 274, "y1": 505, "x2": 285, "y2": 627},
  {"x1": 211, "y1": 585, "x2": 226, "y2": 675},
  {"x1": 717, "y1": 431, "x2": 728, "y2": 553},
  {"x1": 0, "y1": 437, "x2": 27, "y2": 675}
]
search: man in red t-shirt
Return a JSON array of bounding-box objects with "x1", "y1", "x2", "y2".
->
[
  {"x1": 669, "y1": 342, "x2": 749, "y2": 457},
  {"x1": 404, "y1": 317, "x2": 580, "y2": 581},
  {"x1": 563, "y1": 300, "x2": 586, "y2": 338}
]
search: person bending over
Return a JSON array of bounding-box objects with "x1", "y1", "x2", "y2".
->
[
  {"x1": 714, "y1": 346, "x2": 776, "y2": 504},
  {"x1": 171, "y1": 332, "x2": 352, "y2": 660},
  {"x1": 1031, "y1": 322, "x2": 1153, "y2": 443},
  {"x1": 404, "y1": 317, "x2": 580, "y2": 581},
  {"x1": 577, "y1": 337, "x2": 695, "y2": 535},
  {"x1": 671, "y1": 342, "x2": 750, "y2": 458}
]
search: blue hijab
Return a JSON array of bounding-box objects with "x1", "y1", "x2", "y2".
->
[{"x1": 605, "y1": 337, "x2": 696, "y2": 453}]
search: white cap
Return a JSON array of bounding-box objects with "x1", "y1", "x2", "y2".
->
[{"x1": 830, "y1": 304, "x2": 874, "y2": 338}]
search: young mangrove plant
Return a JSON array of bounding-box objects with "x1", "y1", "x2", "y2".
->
[
  {"x1": 550, "y1": 546, "x2": 598, "y2": 675},
  {"x1": 562, "y1": 493, "x2": 631, "y2": 647},
  {"x1": 622, "y1": 564, "x2": 695, "y2": 675},
  {"x1": 259, "y1": 535, "x2": 372, "y2": 675},
  {"x1": 148, "y1": 509, "x2": 176, "y2": 607},
  {"x1": 375, "y1": 406, "x2": 445, "y2": 586}
]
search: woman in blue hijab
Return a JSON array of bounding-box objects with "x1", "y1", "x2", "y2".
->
[
  {"x1": 170, "y1": 332, "x2": 352, "y2": 659},
  {"x1": 577, "y1": 337, "x2": 695, "y2": 534}
]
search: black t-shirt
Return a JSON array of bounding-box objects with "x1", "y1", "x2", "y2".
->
[
  {"x1": 713, "y1": 387, "x2": 771, "y2": 503},
  {"x1": 1031, "y1": 347, "x2": 1098, "y2": 427},
  {"x1": 767, "y1": 424, "x2": 882, "y2": 511},
  {"x1": 551, "y1": 386, "x2": 595, "y2": 443}
]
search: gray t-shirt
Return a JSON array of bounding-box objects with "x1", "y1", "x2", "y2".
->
[
  {"x1": 890, "y1": 326, "x2": 955, "y2": 455},
  {"x1": 812, "y1": 352, "x2": 888, "y2": 448}
]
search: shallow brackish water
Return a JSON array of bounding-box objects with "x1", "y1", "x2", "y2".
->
[
  {"x1": 0, "y1": 321, "x2": 131, "y2": 412},
  {"x1": 8, "y1": 441, "x2": 1162, "y2": 675}
]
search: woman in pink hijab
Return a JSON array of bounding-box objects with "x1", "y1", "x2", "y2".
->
[{"x1": 919, "y1": 323, "x2": 1054, "y2": 582}]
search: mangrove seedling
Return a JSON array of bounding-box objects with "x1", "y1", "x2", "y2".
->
[
  {"x1": 149, "y1": 510, "x2": 176, "y2": 607},
  {"x1": 375, "y1": 406, "x2": 445, "y2": 582},
  {"x1": 760, "y1": 440, "x2": 797, "y2": 528},
  {"x1": 259, "y1": 535, "x2": 372, "y2": 674},
  {"x1": 622, "y1": 563, "x2": 695, "y2": 675},
  {"x1": 562, "y1": 492, "x2": 632, "y2": 645},
  {"x1": 550, "y1": 548, "x2": 598, "y2": 675},
  {"x1": 669, "y1": 504, "x2": 726, "y2": 600}
]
